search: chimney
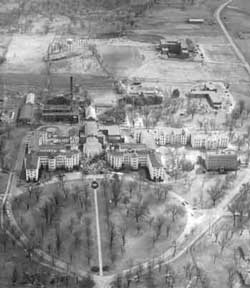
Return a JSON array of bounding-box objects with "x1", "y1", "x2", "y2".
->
[{"x1": 70, "y1": 76, "x2": 73, "y2": 97}]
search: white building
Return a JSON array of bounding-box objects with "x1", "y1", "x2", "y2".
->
[
  {"x1": 191, "y1": 132, "x2": 229, "y2": 149},
  {"x1": 37, "y1": 150, "x2": 80, "y2": 171},
  {"x1": 135, "y1": 128, "x2": 189, "y2": 146},
  {"x1": 85, "y1": 105, "x2": 97, "y2": 121},
  {"x1": 25, "y1": 153, "x2": 40, "y2": 181},
  {"x1": 83, "y1": 137, "x2": 103, "y2": 158},
  {"x1": 147, "y1": 153, "x2": 164, "y2": 181},
  {"x1": 26, "y1": 93, "x2": 35, "y2": 105},
  {"x1": 106, "y1": 146, "x2": 164, "y2": 181}
]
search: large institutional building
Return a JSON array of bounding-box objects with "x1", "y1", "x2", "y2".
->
[
  {"x1": 205, "y1": 152, "x2": 238, "y2": 172},
  {"x1": 106, "y1": 143, "x2": 164, "y2": 181},
  {"x1": 191, "y1": 132, "x2": 229, "y2": 150},
  {"x1": 135, "y1": 127, "x2": 189, "y2": 146},
  {"x1": 24, "y1": 127, "x2": 81, "y2": 181}
]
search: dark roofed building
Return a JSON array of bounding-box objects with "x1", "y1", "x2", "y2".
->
[
  {"x1": 147, "y1": 152, "x2": 164, "y2": 181},
  {"x1": 119, "y1": 143, "x2": 147, "y2": 152},
  {"x1": 25, "y1": 153, "x2": 40, "y2": 181},
  {"x1": 19, "y1": 103, "x2": 34, "y2": 124},
  {"x1": 205, "y1": 152, "x2": 238, "y2": 172}
]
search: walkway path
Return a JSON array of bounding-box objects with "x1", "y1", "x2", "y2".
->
[
  {"x1": 94, "y1": 186, "x2": 104, "y2": 276},
  {"x1": 215, "y1": 0, "x2": 250, "y2": 76}
]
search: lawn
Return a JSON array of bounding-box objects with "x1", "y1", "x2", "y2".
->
[
  {"x1": 0, "y1": 230, "x2": 93, "y2": 288},
  {"x1": 12, "y1": 179, "x2": 99, "y2": 272},
  {"x1": 0, "y1": 173, "x2": 9, "y2": 195},
  {"x1": 98, "y1": 174, "x2": 186, "y2": 273},
  {"x1": 171, "y1": 170, "x2": 238, "y2": 209}
]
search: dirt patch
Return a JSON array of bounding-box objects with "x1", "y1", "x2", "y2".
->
[
  {"x1": 0, "y1": 34, "x2": 54, "y2": 74},
  {"x1": 126, "y1": 32, "x2": 165, "y2": 44},
  {"x1": 98, "y1": 45, "x2": 143, "y2": 77}
]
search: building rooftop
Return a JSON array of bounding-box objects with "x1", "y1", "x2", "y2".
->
[
  {"x1": 99, "y1": 125, "x2": 121, "y2": 136},
  {"x1": 149, "y1": 153, "x2": 163, "y2": 168},
  {"x1": 108, "y1": 151, "x2": 124, "y2": 157},
  {"x1": 85, "y1": 121, "x2": 98, "y2": 136},
  {"x1": 85, "y1": 105, "x2": 97, "y2": 120},
  {"x1": 206, "y1": 152, "x2": 237, "y2": 158},
  {"x1": 38, "y1": 149, "x2": 79, "y2": 158},
  {"x1": 19, "y1": 104, "x2": 34, "y2": 120},
  {"x1": 26, "y1": 153, "x2": 39, "y2": 170},
  {"x1": 119, "y1": 143, "x2": 147, "y2": 151},
  {"x1": 155, "y1": 127, "x2": 187, "y2": 135},
  {"x1": 43, "y1": 104, "x2": 72, "y2": 111},
  {"x1": 84, "y1": 137, "x2": 102, "y2": 152},
  {"x1": 68, "y1": 127, "x2": 77, "y2": 135}
]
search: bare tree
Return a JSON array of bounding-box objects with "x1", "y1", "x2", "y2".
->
[
  {"x1": 225, "y1": 264, "x2": 236, "y2": 288},
  {"x1": 127, "y1": 180, "x2": 137, "y2": 199},
  {"x1": 218, "y1": 227, "x2": 233, "y2": 254},
  {"x1": 153, "y1": 215, "x2": 165, "y2": 241},
  {"x1": 82, "y1": 185, "x2": 91, "y2": 212},
  {"x1": 109, "y1": 221, "x2": 116, "y2": 251},
  {"x1": 167, "y1": 204, "x2": 183, "y2": 222},
  {"x1": 207, "y1": 185, "x2": 225, "y2": 207},
  {"x1": 118, "y1": 222, "x2": 128, "y2": 248},
  {"x1": 129, "y1": 200, "x2": 149, "y2": 224},
  {"x1": 111, "y1": 174, "x2": 122, "y2": 207},
  {"x1": 55, "y1": 226, "x2": 62, "y2": 256},
  {"x1": 85, "y1": 217, "x2": 92, "y2": 265}
]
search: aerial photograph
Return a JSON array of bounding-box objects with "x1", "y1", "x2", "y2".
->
[{"x1": 1, "y1": 0, "x2": 250, "y2": 287}]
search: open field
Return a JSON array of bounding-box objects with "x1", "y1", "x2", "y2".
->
[
  {"x1": 0, "y1": 34, "x2": 54, "y2": 74},
  {"x1": 223, "y1": 0, "x2": 250, "y2": 64},
  {"x1": 0, "y1": 0, "x2": 249, "y2": 108}
]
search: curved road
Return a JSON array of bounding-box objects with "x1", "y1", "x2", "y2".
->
[{"x1": 215, "y1": 0, "x2": 250, "y2": 76}]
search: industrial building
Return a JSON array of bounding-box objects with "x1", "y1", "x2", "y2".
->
[{"x1": 41, "y1": 104, "x2": 79, "y2": 123}]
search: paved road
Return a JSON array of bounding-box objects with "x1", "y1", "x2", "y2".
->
[{"x1": 215, "y1": 0, "x2": 250, "y2": 76}]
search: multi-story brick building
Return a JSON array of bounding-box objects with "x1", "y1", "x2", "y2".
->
[{"x1": 205, "y1": 152, "x2": 238, "y2": 172}]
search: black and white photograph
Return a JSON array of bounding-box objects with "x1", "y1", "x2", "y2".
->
[{"x1": 0, "y1": 0, "x2": 250, "y2": 287}]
